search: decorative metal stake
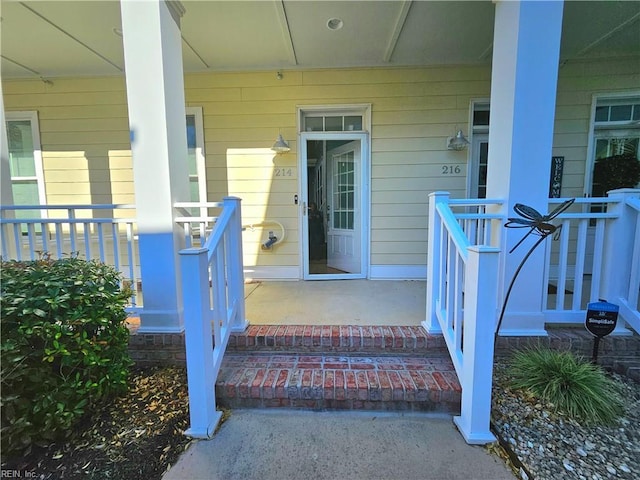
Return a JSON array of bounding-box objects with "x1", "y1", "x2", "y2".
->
[{"x1": 495, "y1": 198, "x2": 575, "y2": 339}]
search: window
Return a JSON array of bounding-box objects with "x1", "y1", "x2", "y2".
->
[
  {"x1": 302, "y1": 113, "x2": 364, "y2": 132},
  {"x1": 185, "y1": 107, "x2": 206, "y2": 212},
  {"x1": 5, "y1": 111, "x2": 46, "y2": 221},
  {"x1": 332, "y1": 152, "x2": 355, "y2": 230},
  {"x1": 589, "y1": 96, "x2": 640, "y2": 198},
  {"x1": 469, "y1": 102, "x2": 490, "y2": 198}
]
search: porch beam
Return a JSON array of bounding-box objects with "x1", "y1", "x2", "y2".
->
[
  {"x1": 486, "y1": 0, "x2": 564, "y2": 335},
  {"x1": 121, "y1": 0, "x2": 190, "y2": 333}
]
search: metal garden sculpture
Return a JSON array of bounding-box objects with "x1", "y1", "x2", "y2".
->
[{"x1": 495, "y1": 198, "x2": 576, "y2": 338}]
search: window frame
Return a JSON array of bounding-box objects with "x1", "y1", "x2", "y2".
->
[
  {"x1": 584, "y1": 93, "x2": 640, "y2": 196},
  {"x1": 186, "y1": 106, "x2": 206, "y2": 205},
  {"x1": 5, "y1": 111, "x2": 47, "y2": 212}
]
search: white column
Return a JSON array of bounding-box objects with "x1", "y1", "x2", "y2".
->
[
  {"x1": 121, "y1": 0, "x2": 190, "y2": 333},
  {"x1": 1, "y1": 81, "x2": 18, "y2": 259},
  {"x1": 486, "y1": 0, "x2": 564, "y2": 336},
  {"x1": 1, "y1": 81, "x2": 13, "y2": 207}
]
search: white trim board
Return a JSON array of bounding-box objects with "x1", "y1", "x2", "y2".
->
[
  {"x1": 370, "y1": 265, "x2": 427, "y2": 280},
  {"x1": 243, "y1": 265, "x2": 300, "y2": 282}
]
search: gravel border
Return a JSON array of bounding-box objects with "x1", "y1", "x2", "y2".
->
[{"x1": 491, "y1": 363, "x2": 640, "y2": 480}]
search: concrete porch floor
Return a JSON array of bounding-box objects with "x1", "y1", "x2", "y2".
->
[{"x1": 244, "y1": 280, "x2": 426, "y2": 326}]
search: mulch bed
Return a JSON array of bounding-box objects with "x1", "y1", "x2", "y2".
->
[{"x1": 1, "y1": 366, "x2": 195, "y2": 480}]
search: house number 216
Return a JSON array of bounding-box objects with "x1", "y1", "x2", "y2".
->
[{"x1": 442, "y1": 165, "x2": 462, "y2": 175}]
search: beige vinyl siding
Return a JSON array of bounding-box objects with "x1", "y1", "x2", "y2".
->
[
  {"x1": 3, "y1": 76, "x2": 130, "y2": 207},
  {"x1": 226, "y1": 149, "x2": 298, "y2": 267},
  {"x1": 186, "y1": 66, "x2": 489, "y2": 268},
  {"x1": 3, "y1": 57, "x2": 639, "y2": 274},
  {"x1": 553, "y1": 58, "x2": 640, "y2": 200}
]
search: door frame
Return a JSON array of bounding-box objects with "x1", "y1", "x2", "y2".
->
[{"x1": 299, "y1": 132, "x2": 370, "y2": 280}]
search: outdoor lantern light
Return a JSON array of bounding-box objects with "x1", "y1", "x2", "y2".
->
[
  {"x1": 447, "y1": 130, "x2": 470, "y2": 151},
  {"x1": 271, "y1": 134, "x2": 291, "y2": 153}
]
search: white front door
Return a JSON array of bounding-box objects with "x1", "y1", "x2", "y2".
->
[
  {"x1": 300, "y1": 134, "x2": 368, "y2": 279},
  {"x1": 469, "y1": 133, "x2": 489, "y2": 198},
  {"x1": 326, "y1": 140, "x2": 361, "y2": 273}
]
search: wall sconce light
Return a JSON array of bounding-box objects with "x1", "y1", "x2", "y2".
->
[
  {"x1": 271, "y1": 133, "x2": 291, "y2": 153},
  {"x1": 447, "y1": 130, "x2": 470, "y2": 151}
]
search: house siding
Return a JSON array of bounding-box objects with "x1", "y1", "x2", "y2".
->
[
  {"x1": 3, "y1": 77, "x2": 131, "y2": 207},
  {"x1": 3, "y1": 57, "x2": 639, "y2": 278},
  {"x1": 553, "y1": 58, "x2": 640, "y2": 199}
]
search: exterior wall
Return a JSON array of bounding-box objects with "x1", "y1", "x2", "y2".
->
[
  {"x1": 195, "y1": 66, "x2": 490, "y2": 274},
  {"x1": 3, "y1": 77, "x2": 132, "y2": 210},
  {"x1": 3, "y1": 57, "x2": 639, "y2": 277},
  {"x1": 553, "y1": 58, "x2": 640, "y2": 199}
]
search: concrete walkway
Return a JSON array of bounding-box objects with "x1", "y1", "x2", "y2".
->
[
  {"x1": 163, "y1": 410, "x2": 515, "y2": 480},
  {"x1": 245, "y1": 280, "x2": 426, "y2": 326}
]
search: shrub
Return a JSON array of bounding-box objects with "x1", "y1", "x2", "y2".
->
[
  {"x1": 592, "y1": 153, "x2": 640, "y2": 197},
  {"x1": 1, "y1": 255, "x2": 133, "y2": 455},
  {"x1": 508, "y1": 347, "x2": 623, "y2": 425}
]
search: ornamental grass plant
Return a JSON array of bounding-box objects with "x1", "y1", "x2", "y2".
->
[{"x1": 508, "y1": 347, "x2": 624, "y2": 425}]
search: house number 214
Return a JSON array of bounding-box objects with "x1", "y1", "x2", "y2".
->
[
  {"x1": 274, "y1": 168, "x2": 293, "y2": 177},
  {"x1": 442, "y1": 165, "x2": 462, "y2": 175}
]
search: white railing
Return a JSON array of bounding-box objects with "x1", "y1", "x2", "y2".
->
[
  {"x1": 174, "y1": 202, "x2": 220, "y2": 248},
  {"x1": 179, "y1": 197, "x2": 248, "y2": 438},
  {"x1": 423, "y1": 191, "x2": 500, "y2": 444},
  {"x1": 543, "y1": 190, "x2": 640, "y2": 333},
  {"x1": 619, "y1": 195, "x2": 640, "y2": 331},
  {"x1": 0, "y1": 204, "x2": 140, "y2": 308},
  {"x1": 447, "y1": 198, "x2": 505, "y2": 247}
]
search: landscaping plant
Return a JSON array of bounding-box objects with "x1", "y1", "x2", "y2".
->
[
  {"x1": 1, "y1": 254, "x2": 133, "y2": 455},
  {"x1": 508, "y1": 347, "x2": 623, "y2": 425}
]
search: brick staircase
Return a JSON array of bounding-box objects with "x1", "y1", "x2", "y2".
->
[
  {"x1": 216, "y1": 325, "x2": 462, "y2": 413},
  {"x1": 127, "y1": 321, "x2": 640, "y2": 410}
]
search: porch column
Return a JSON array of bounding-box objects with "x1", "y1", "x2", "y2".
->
[
  {"x1": 486, "y1": 0, "x2": 564, "y2": 335},
  {"x1": 1, "y1": 81, "x2": 13, "y2": 207},
  {"x1": 0, "y1": 81, "x2": 18, "y2": 259},
  {"x1": 121, "y1": 0, "x2": 190, "y2": 333}
]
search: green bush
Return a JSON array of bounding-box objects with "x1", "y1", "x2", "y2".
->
[
  {"x1": 508, "y1": 347, "x2": 623, "y2": 425},
  {"x1": 592, "y1": 153, "x2": 640, "y2": 197},
  {"x1": 1, "y1": 255, "x2": 133, "y2": 455}
]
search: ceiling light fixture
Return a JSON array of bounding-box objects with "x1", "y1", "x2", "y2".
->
[
  {"x1": 271, "y1": 134, "x2": 291, "y2": 154},
  {"x1": 447, "y1": 130, "x2": 470, "y2": 151},
  {"x1": 327, "y1": 18, "x2": 344, "y2": 30}
]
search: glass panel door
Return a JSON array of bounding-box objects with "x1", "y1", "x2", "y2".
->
[
  {"x1": 302, "y1": 135, "x2": 366, "y2": 278},
  {"x1": 326, "y1": 140, "x2": 361, "y2": 274}
]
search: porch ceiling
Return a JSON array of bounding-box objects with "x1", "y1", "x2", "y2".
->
[{"x1": 1, "y1": 1, "x2": 639, "y2": 80}]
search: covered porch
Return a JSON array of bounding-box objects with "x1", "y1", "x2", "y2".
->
[{"x1": 2, "y1": 0, "x2": 640, "y2": 446}]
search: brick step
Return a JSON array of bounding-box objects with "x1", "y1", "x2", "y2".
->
[
  {"x1": 228, "y1": 325, "x2": 446, "y2": 355},
  {"x1": 216, "y1": 352, "x2": 461, "y2": 412}
]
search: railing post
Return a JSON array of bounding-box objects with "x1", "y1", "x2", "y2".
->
[
  {"x1": 601, "y1": 189, "x2": 640, "y2": 334},
  {"x1": 423, "y1": 191, "x2": 449, "y2": 334},
  {"x1": 224, "y1": 196, "x2": 249, "y2": 332},
  {"x1": 453, "y1": 245, "x2": 500, "y2": 444},
  {"x1": 179, "y1": 246, "x2": 221, "y2": 438}
]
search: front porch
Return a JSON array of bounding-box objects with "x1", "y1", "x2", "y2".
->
[{"x1": 3, "y1": 188, "x2": 639, "y2": 443}]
